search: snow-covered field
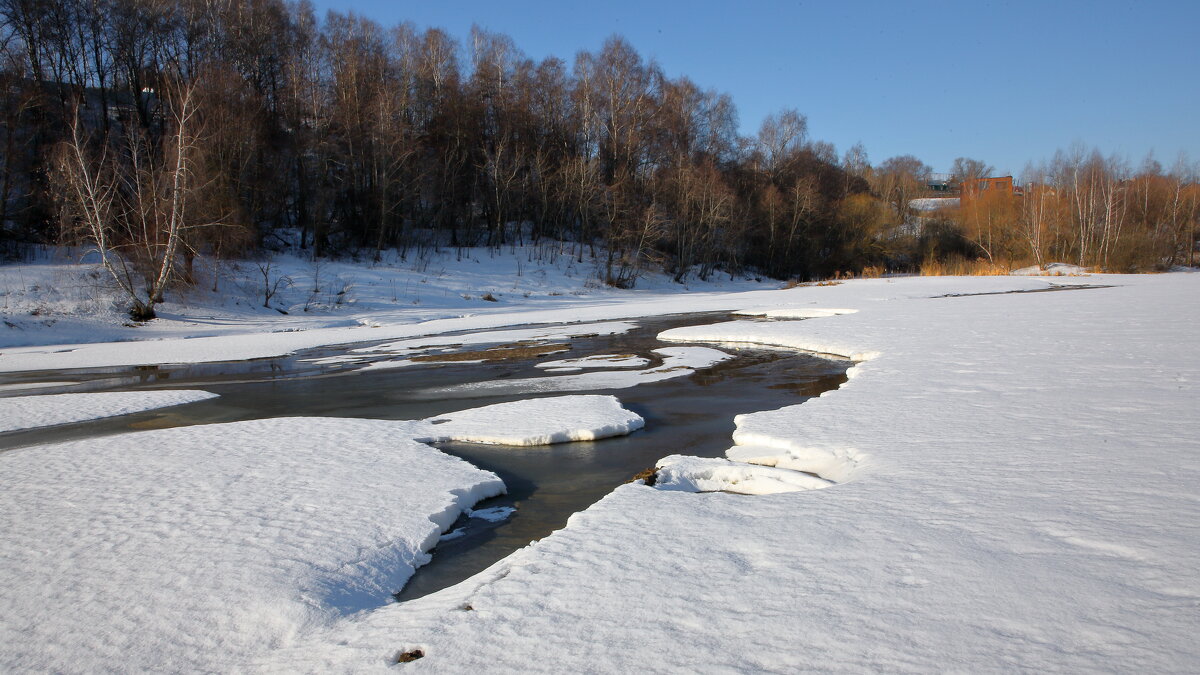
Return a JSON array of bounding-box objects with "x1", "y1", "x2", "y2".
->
[{"x1": 1, "y1": 248, "x2": 1197, "y2": 672}]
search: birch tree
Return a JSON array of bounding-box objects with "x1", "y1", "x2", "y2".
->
[{"x1": 57, "y1": 77, "x2": 218, "y2": 320}]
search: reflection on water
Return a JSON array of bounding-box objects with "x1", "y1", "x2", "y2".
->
[{"x1": 0, "y1": 312, "x2": 849, "y2": 601}]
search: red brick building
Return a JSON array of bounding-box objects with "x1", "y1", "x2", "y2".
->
[{"x1": 961, "y1": 175, "x2": 1015, "y2": 197}]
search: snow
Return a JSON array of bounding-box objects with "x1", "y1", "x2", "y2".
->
[
  {"x1": 260, "y1": 273, "x2": 1199, "y2": 673},
  {"x1": 413, "y1": 395, "x2": 644, "y2": 446},
  {"x1": 732, "y1": 307, "x2": 858, "y2": 319},
  {"x1": 3, "y1": 247, "x2": 1199, "y2": 672},
  {"x1": 653, "y1": 454, "x2": 835, "y2": 494},
  {"x1": 0, "y1": 389, "x2": 218, "y2": 432},
  {"x1": 0, "y1": 380, "x2": 79, "y2": 392},
  {"x1": 909, "y1": 197, "x2": 960, "y2": 211},
  {"x1": 723, "y1": 443, "x2": 863, "y2": 484},
  {"x1": 0, "y1": 242, "x2": 761, "y2": 365},
  {"x1": 0, "y1": 392, "x2": 649, "y2": 672},
  {"x1": 1011, "y1": 262, "x2": 1091, "y2": 276},
  {"x1": 466, "y1": 506, "x2": 516, "y2": 522},
  {"x1": 0, "y1": 416, "x2": 505, "y2": 673},
  {"x1": 1, "y1": 245, "x2": 1070, "y2": 375}
]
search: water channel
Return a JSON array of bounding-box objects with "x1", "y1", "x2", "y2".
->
[{"x1": 0, "y1": 312, "x2": 850, "y2": 600}]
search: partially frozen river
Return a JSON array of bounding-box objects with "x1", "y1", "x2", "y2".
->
[{"x1": 0, "y1": 313, "x2": 848, "y2": 599}]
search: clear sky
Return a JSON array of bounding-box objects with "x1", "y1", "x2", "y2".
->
[{"x1": 309, "y1": 0, "x2": 1198, "y2": 179}]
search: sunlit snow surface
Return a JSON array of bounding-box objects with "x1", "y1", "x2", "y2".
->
[
  {"x1": 0, "y1": 390, "x2": 218, "y2": 432},
  {"x1": 413, "y1": 395, "x2": 643, "y2": 445},
  {"x1": 2, "y1": 271, "x2": 1199, "y2": 672},
  {"x1": 261, "y1": 274, "x2": 1200, "y2": 673},
  {"x1": 0, "y1": 395, "x2": 645, "y2": 672}
]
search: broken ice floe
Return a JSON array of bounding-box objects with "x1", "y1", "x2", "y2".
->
[
  {"x1": 467, "y1": 506, "x2": 516, "y2": 522},
  {"x1": 414, "y1": 394, "x2": 643, "y2": 446}
]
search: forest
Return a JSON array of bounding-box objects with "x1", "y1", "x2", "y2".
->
[{"x1": 1, "y1": 0, "x2": 1197, "y2": 309}]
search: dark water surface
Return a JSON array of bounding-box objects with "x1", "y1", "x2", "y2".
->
[{"x1": 0, "y1": 313, "x2": 849, "y2": 600}]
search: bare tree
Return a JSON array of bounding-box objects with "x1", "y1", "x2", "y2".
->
[
  {"x1": 874, "y1": 154, "x2": 931, "y2": 220},
  {"x1": 57, "y1": 77, "x2": 219, "y2": 319},
  {"x1": 950, "y1": 156, "x2": 994, "y2": 183}
]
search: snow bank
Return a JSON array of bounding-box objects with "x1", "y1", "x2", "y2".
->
[
  {"x1": 0, "y1": 417, "x2": 503, "y2": 673},
  {"x1": 724, "y1": 443, "x2": 863, "y2": 484},
  {"x1": 414, "y1": 395, "x2": 643, "y2": 446},
  {"x1": 660, "y1": 318, "x2": 881, "y2": 362},
  {"x1": 654, "y1": 454, "x2": 834, "y2": 494},
  {"x1": 0, "y1": 389, "x2": 218, "y2": 432}
]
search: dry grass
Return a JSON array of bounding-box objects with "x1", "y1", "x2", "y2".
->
[
  {"x1": 784, "y1": 278, "x2": 843, "y2": 289},
  {"x1": 628, "y1": 467, "x2": 658, "y2": 486},
  {"x1": 395, "y1": 649, "x2": 424, "y2": 663},
  {"x1": 410, "y1": 342, "x2": 569, "y2": 363},
  {"x1": 920, "y1": 257, "x2": 1011, "y2": 277}
]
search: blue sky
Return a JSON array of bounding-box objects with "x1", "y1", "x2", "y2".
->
[{"x1": 310, "y1": 1, "x2": 1198, "y2": 179}]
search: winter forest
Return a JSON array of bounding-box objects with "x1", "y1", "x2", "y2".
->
[{"x1": 1, "y1": 0, "x2": 1197, "y2": 304}]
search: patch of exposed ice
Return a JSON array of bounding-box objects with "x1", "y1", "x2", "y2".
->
[
  {"x1": 426, "y1": 346, "x2": 732, "y2": 396},
  {"x1": 352, "y1": 321, "x2": 638, "y2": 356},
  {"x1": 536, "y1": 353, "x2": 649, "y2": 371},
  {"x1": 0, "y1": 390, "x2": 218, "y2": 432},
  {"x1": 467, "y1": 506, "x2": 516, "y2": 522}
]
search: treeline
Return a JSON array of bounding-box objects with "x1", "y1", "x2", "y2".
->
[
  {"x1": 0, "y1": 0, "x2": 889, "y2": 288},
  {"x1": 0, "y1": 0, "x2": 1195, "y2": 303},
  {"x1": 951, "y1": 150, "x2": 1200, "y2": 272}
]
